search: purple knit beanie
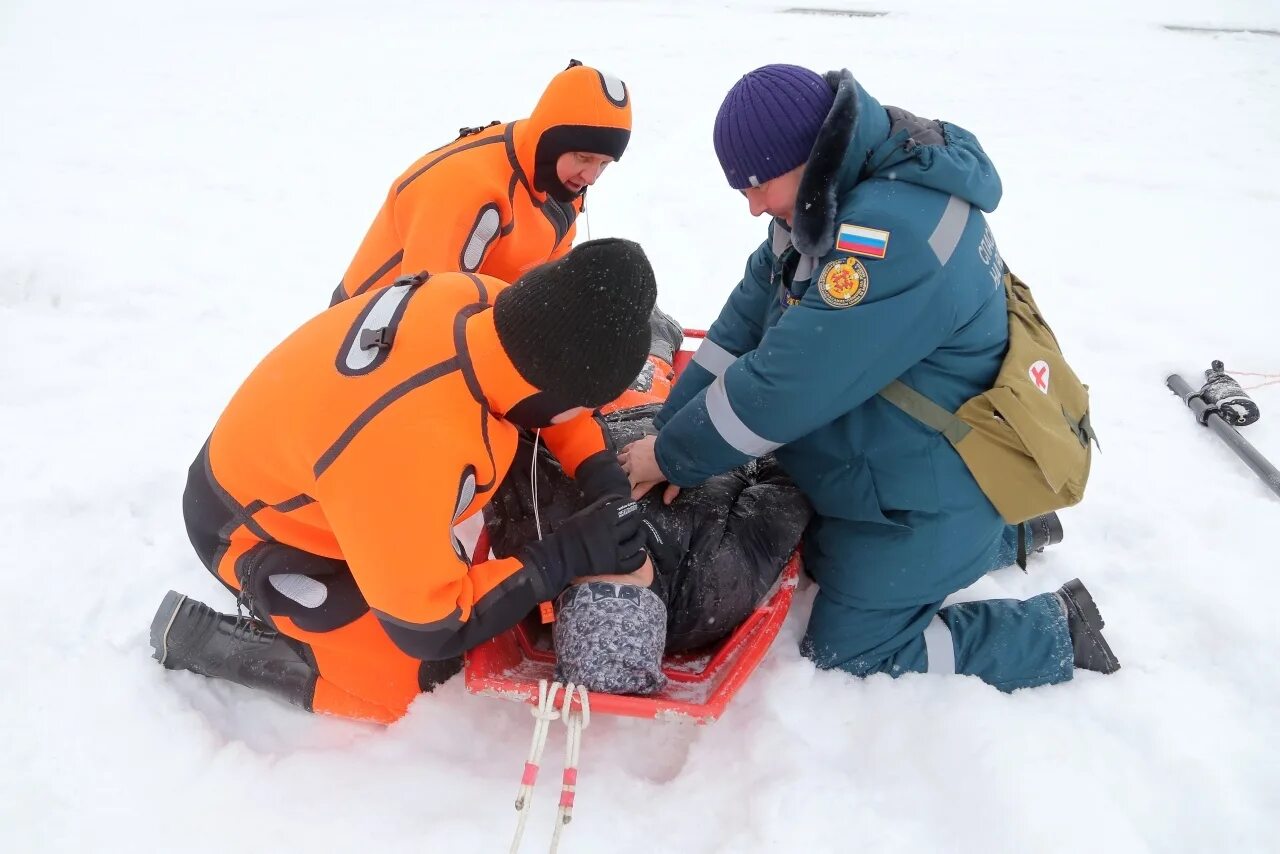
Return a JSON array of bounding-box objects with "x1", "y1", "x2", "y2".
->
[{"x1": 713, "y1": 64, "x2": 835, "y2": 190}]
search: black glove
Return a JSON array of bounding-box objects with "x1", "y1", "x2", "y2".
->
[
  {"x1": 575, "y1": 450, "x2": 632, "y2": 503},
  {"x1": 575, "y1": 450, "x2": 643, "y2": 551},
  {"x1": 521, "y1": 497, "x2": 647, "y2": 592}
]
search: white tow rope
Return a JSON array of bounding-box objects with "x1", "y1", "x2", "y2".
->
[
  {"x1": 550, "y1": 683, "x2": 590, "y2": 853},
  {"x1": 509, "y1": 680, "x2": 561, "y2": 853},
  {"x1": 508, "y1": 679, "x2": 592, "y2": 854},
  {"x1": 530, "y1": 429, "x2": 543, "y2": 541}
]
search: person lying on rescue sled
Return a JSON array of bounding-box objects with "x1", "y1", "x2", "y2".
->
[
  {"x1": 151, "y1": 239, "x2": 657, "y2": 724},
  {"x1": 331, "y1": 60, "x2": 631, "y2": 306},
  {"x1": 484, "y1": 312, "x2": 813, "y2": 694},
  {"x1": 621, "y1": 65, "x2": 1119, "y2": 693}
]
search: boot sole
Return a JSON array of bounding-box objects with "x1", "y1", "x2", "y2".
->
[
  {"x1": 150, "y1": 590, "x2": 188, "y2": 667},
  {"x1": 1060, "y1": 579, "x2": 1121, "y2": 674}
]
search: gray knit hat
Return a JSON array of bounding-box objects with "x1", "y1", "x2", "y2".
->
[{"x1": 553, "y1": 581, "x2": 667, "y2": 695}]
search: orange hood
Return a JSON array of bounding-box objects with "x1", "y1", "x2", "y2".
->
[{"x1": 514, "y1": 62, "x2": 632, "y2": 203}]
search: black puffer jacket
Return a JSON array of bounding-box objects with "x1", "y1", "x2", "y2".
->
[{"x1": 486, "y1": 408, "x2": 811, "y2": 652}]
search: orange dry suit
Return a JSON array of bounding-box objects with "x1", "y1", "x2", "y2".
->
[
  {"x1": 183, "y1": 272, "x2": 618, "y2": 723},
  {"x1": 331, "y1": 63, "x2": 632, "y2": 306}
]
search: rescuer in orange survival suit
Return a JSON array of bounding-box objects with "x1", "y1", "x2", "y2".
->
[
  {"x1": 152, "y1": 239, "x2": 656, "y2": 723},
  {"x1": 331, "y1": 60, "x2": 632, "y2": 306}
]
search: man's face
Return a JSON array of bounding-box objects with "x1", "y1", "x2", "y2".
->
[
  {"x1": 741, "y1": 165, "x2": 804, "y2": 224},
  {"x1": 556, "y1": 152, "x2": 614, "y2": 195}
]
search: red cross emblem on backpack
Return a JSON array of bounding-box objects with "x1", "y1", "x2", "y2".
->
[{"x1": 1029, "y1": 360, "x2": 1051, "y2": 394}]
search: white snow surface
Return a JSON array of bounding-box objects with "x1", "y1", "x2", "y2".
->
[{"x1": 3, "y1": 1, "x2": 1279, "y2": 851}]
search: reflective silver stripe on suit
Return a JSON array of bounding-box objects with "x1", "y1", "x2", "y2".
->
[
  {"x1": 268, "y1": 574, "x2": 329, "y2": 608},
  {"x1": 692, "y1": 338, "x2": 737, "y2": 378},
  {"x1": 705, "y1": 374, "x2": 781, "y2": 457},
  {"x1": 462, "y1": 207, "x2": 501, "y2": 271},
  {"x1": 923, "y1": 615, "x2": 956, "y2": 673},
  {"x1": 451, "y1": 512, "x2": 485, "y2": 564},
  {"x1": 453, "y1": 471, "x2": 477, "y2": 521},
  {"x1": 451, "y1": 470, "x2": 478, "y2": 562},
  {"x1": 928, "y1": 195, "x2": 970, "y2": 266},
  {"x1": 598, "y1": 69, "x2": 627, "y2": 103},
  {"x1": 343, "y1": 283, "x2": 413, "y2": 371}
]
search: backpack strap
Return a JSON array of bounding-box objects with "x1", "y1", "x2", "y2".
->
[
  {"x1": 1069, "y1": 407, "x2": 1100, "y2": 450},
  {"x1": 877, "y1": 379, "x2": 972, "y2": 446}
]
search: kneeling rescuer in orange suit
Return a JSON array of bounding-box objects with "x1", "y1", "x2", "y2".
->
[
  {"x1": 151, "y1": 238, "x2": 657, "y2": 723},
  {"x1": 332, "y1": 60, "x2": 632, "y2": 306}
]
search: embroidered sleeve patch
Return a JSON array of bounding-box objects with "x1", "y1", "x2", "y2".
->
[
  {"x1": 818, "y1": 256, "x2": 870, "y2": 308},
  {"x1": 836, "y1": 223, "x2": 890, "y2": 259}
]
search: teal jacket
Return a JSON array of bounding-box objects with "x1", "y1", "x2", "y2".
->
[{"x1": 655, "y1": 71, "x2": 1011, "y2": 606}]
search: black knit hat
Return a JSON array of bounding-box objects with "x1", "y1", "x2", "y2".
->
[{"x1": 495, "y1": 238, "x2": 656, "y2": 408}]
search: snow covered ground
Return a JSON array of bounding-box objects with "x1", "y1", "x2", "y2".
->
[{"x1": 3, "y1": 0, "x2": 1279, "y2": 850}]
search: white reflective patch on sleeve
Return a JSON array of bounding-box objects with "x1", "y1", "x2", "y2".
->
[
  {"x1": 343, "y1": 283, "x2": 412, "y2": 371},
  {"x1": 268, "y1": 574, "x2": 329, "y2": 609},
  {"x1": 462, "y1": 207, "x2": 501, "y2": 271},
  {"x1": 923, "y1": 615, "x2": 956, "y2": 674},
  {"x1": 453, "y1": 470, "x2": 477, "y2": 522},
  {"x1": 450, "y1": 469, "x2": 480, "y2": 562},
  {"x1": 691, "y1": 338, "x2": 737, "y2": 378},
  {"x1": 705, "y1": 374, "x2": 781, "y2": 457},
  {"x1": 451, "y1": 511, "x2": 484, "y2": 563},
  {"x1": 927, "y1": 195, "x2": 970, "y2": 266}
]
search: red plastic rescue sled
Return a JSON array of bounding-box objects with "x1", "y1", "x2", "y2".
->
[{"x1": 464, "y1": 330, "x2": 802, "y2": 723}]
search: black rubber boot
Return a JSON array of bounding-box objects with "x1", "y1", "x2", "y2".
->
[
  {"x1": 150, "y1": 590, "x2": 319, "y2": 710},
  {"x1": 1056, "y1": 578, "x2": 1121, "y2": 675},
  {"x1": 1028, "y1": 512, "x2": 1064, "y2": 552},
  {"x1": 1017, "y1": 512, "x2": 1064, "y2": 568}
]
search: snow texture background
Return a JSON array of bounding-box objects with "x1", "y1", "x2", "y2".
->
[{"x1": 2, "y1": 0, "x2": 1278, "y2": 851}]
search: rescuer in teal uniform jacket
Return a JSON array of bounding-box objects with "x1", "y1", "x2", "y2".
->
[{"x1": 621, "y1": 65, "x2": 1119, "y2": 690}]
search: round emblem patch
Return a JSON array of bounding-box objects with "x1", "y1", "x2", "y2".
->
[
  {"x1": 818, "y1": 257, "x2": 870, "y2": 308},
  {"x1": 1028, "y1": 359, "x2": 1051, "y2": 394}
]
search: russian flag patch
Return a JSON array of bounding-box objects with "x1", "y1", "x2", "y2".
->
[{"x1": 836, "y1": 224, "x2": 890, "y2": 259}]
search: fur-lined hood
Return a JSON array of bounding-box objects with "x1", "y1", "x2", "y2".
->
[{"x1": 791, "y1": 70, "x2": 1003, "y2": 257}]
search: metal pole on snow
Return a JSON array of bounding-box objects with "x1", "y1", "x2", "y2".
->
[{"x1": 1167, "y1": 371, "x2": 1280, "y2": 499}]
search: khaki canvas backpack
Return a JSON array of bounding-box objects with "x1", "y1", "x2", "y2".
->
[{"x1": 878, "y1": 271, "x2": 1097, "y2": 525}]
